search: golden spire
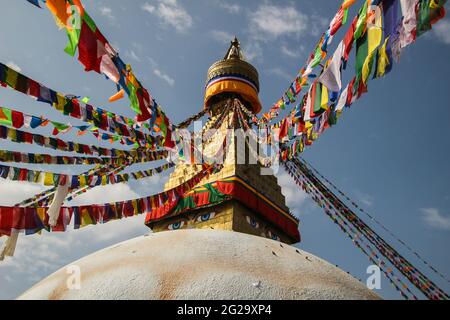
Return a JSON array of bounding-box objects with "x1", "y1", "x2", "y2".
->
[
  {"x1": 205, "y1": 37, "x2": 262, "y2": 114},
  {"x1": 224, "y1": 36, "x2": 244, "y2": 60}
]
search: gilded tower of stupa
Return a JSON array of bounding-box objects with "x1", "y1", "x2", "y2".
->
[{"x1": 145, "y1": 38, "x2": 300, "y2": 244}]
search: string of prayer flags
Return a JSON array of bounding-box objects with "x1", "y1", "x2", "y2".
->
[
  {"x1": 285, "y1": 161, "x2": 416, "y2": 300},
  {"x1": 0, "y1": 162, "x2": 175, "y2": 188},
  {"x1": 258, "y1": 0, "x2": 448, "y2": 164},
  {"x1": 267, "y1": 0, "x2": 447, "y2": 129},
  {"x1": 0, "y1": 124, "x2": 151, "y2": 158},
  {"x1": 0, "y1": 62, "x2": 163, "y2": 148},
  {"x1": 287, "y1": 158, "x2": 450, "y2": 300},
  {"x1": 65, "y1": 165, "x2": 129, "y2": 203},
  {"x1": 30, "y1": 0, "x2": 173, "y2": 139},
  {"x1": 14, "y1": 163, "x2": 123, "y2": 207},
  {"x1": 0, "y1": 149, "x2": 109, "y2": 166},
  {"x1": 0, "y1": 148, "x2": 168, "y2": 166},
  {"x1": 0, "y1": 163, "x2": 218, "y2": 236},
  {"x1": 262, "y1": 0, "x2": 359, "y2": 123}
]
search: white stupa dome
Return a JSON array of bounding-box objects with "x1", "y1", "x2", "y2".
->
[{"x1": 18, "y1": 229, "x2": 380, "y2": 300}]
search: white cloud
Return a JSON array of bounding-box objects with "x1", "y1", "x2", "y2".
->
[
  {"x1": 0, "y1": 180, "x2": 48, "y2": 206},
  {"x1": 354, "y1": 191, "x2": 374, "y2": 207},
  {"x1": 277, "y1": 169, "x2": 308, "y2": 218},
  {"x1": 218, "y1": 2, "x2": 241, "y2": 14},
  {"x1": 67, "y1": 184, "x2": 141, "y2": 207},
  {"x1": 142, "y1": 0, "x2": 193, "y2": 33},
  {"x1": 309, "y1": 14, "x2": 329, "y2": 37},
  {"x1": 433, "y1": 19, "x2": 450, "y2": 44},
  {"x1": 249, "y1": 4, "x2": 308, "y2": 40},
  {"x1": 209, "y1": 30, "x2": 234, "y2": 44},
  {"x1": 6, "y1": 61, "x2": 21, "y2": 72},
  {"x1": 99, "y1": 6, "x2": 115, "y2": 21},
  {"x1": 153, "y1": 69, "x2": 175, "y2": 86},
  {"x1": 147, "y1": 57, "x2": 158, "y2": 69},
  {"x1": 142, "y1": 2, "x2": 156, "y2": 13},
  {"x1": 125, "y1": 50, "x2": 141, "y2": 62},
  {"x1": 421, "y1": 208, "x2": 450, "y2": 231},
  {"x1": 243, "y1": 42, "x2": 263, "y2": 63},
  {"x1": 281, "y1": 45, "x2": 303, "y2": 58}
]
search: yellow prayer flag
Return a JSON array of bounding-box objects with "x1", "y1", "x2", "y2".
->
[
  {"x1": 33, "y1": 172, "x2": 41, "y2": 183},
  {"x1": 7, "y1": 128, "x2": 17, "y2": 142},
  {"x1": 321, "y1": 85, "x2": 329, "y2": 110},
  {"x1": 54, "y1": 94, "x2": 66, "y2": 112},
  {"x1": 80, "y1": 208, "x2": 94, "y2": 228},
  {"x1": 362, "y1": 6, "x2": 383, "y2": 83},
  {"x1": 79, "y1": 175, "x2": 87, "y2": 187},
  {"x1": 132, "y1": 200, "x2": 138, "y2": 215},
  {"x1": 367, "y1": 10, "x2": 383, "y2": 54},
  {"x1": 376, "y1": 37, "x2": 390, "y2": 78},
  {"x1": 362, "y1": 51, "x2": 376, "y2": 84},
  {"x1": 44, "y1": 172, "x2": 54, "y2": 186},
  {"x1": 37, "y1": 208, "x2": 46, "y2": 223},
  {"x1": 430, "y1": 0, "x2": 440, "y2": 9}
]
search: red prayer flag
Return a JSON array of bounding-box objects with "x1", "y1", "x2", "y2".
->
[
  {"x1": 78, "y1": 21, "x2": 101, "y2": 73},
  {"x1": 11, "y1": 110, "x2": 24, "y2": 129}
]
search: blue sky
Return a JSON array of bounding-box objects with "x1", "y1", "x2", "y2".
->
[{"x1": 0, "y1": 0, "x2": 450, "y2": 300}]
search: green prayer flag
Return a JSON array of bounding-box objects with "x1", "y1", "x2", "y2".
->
[
  {"x1": 52, "y1": 122, "x2": 71, "y2": 131},
  {"x1": 416, "y1": 0, "x2": 432, "y2": 37},
  {"x1": 0, "y1": 107, "x2": 12, "y2": 126},
  {"x1": 343, "y1": 8, "x2": 349, "y2": 25},
  {"x1": 81, "y1": 96, "x2": 91, "y2": 104},
  {"x1": 310, "y1": 45, "x2": 323, "y2": 69},
  {"x1": 12, "y1": 167, "x2": 20, "y2": 180},
  {"x1": 64, "y1": 28, "x2": 81, "y2": 57},
  {"x1": 127, "y1": 82, "x2": 141, "y2": 115},
  {"x1": 354, "y1": 3, "x2": 368, "y2": 41},
  {"x1": 82, "y1": 12, "x2": 97, "y2": 32},
  {"x1": 355, "y1": 32, "x2": 369, "y2": 81},
  {"x1": 314, "y1": 83, "x2": 322, "y2": 113}
]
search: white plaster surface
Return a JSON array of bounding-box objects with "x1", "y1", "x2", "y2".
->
[{"x1": 18, "y1": 229, "x2": 380, "y2": 300}]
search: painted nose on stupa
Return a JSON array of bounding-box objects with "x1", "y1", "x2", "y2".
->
[{"x1": 205, "y1": 37, "x2": 262, "y2": 114}]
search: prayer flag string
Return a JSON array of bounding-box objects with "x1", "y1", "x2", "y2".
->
[{"x1": 285, "y1": 157, "x2": 450, "y2": 300}]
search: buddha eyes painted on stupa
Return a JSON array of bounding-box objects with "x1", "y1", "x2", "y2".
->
[
  {"x1": 168, "y1": 221, "x2": 185, "y2": 230},
  {"x1": 246, "y1": 216, "x2": 259, "y2": 229},
  {"x1": 267, "y1": 230, "x2": 281, "y2": 242},
  {"x1": 197, "y1": 212, "x2": 216, "y2": 223},
  {"x1": 165, "y1": 211, "x2": 220, "y2": 231}
]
